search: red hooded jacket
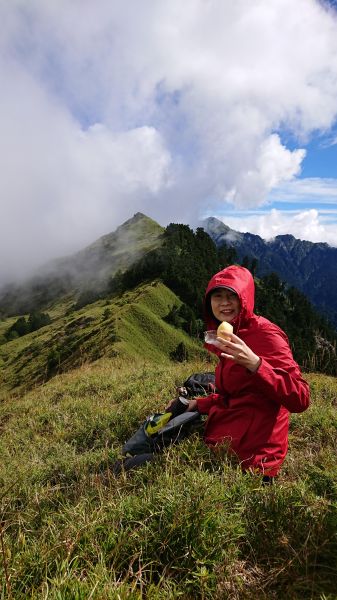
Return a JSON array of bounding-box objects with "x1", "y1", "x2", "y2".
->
[{"x1": 197, "y1": 265, "x2": 310, "y2": 476}]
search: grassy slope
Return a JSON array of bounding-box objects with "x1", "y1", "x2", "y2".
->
[
  {"x1": 0, "y1": 281, "x2": 203, "y2": 398},
  {"x1": 0, "y1": 283, "x2": 336, "y2": 599},
  {"x1": 0, "y1": 359, "x2": 336, "y2": 599},
  {"x1": 62, "y1": 212, "x2": 165, "y2": 291}
]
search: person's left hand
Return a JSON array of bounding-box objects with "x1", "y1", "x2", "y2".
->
[
  {"x1": 186, "y1": 399, "x2": 198, "y2": 411},
  {"x1": 216, "y1": 333, "x2": 261, "y2": 372}
]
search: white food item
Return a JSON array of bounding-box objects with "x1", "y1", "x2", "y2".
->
[{"x1": 217, "y1": 321, "x2": 233, "y2": 341}]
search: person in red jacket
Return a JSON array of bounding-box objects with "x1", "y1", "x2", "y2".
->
[{"x1": 187, "y1": 265, "x2": 310, "y2": 478}]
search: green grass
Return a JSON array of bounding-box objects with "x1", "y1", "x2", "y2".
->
[
  {"x1": 1, "y1": 357, "x2": 337, "y2": 599},
  {"x1": 0, "y1": 281, "x2": 204, "y2": 398}
]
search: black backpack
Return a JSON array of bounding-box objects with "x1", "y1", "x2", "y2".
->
[
  {"x1": 112, "y1": 372, "x2": 214, "y2": 475},
  {"x1": 179, "y1": 372, "x2": 216, "y2": 398}
]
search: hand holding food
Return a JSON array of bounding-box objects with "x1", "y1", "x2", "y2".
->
[
  {"x1": 217, "y1": 321, "x2": 233, "y2": 341},
  {"x1": 217, "y1": 330, "x2": 261, "y2": 372}
]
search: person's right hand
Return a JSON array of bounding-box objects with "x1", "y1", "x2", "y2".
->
[{"x1": 217, "y1": 333, "x2": 261, "y2": 372}]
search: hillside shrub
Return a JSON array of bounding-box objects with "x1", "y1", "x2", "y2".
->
[
  {"x1": 5, "y1": 311, "x2": 51, "y2": 340},
  {"x1": 170, "y1": 342, "x2": 189, "y2": 362},
  {"x1": 46, "y1": 347, "x2": 61, "y2": 372},
  {"x1": 73, "y1": 289, "x2": 102, "y2": 310}
]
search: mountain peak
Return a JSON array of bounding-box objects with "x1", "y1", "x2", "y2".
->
[
  {"x1": 0, "y1": 213, "x2": 164, "y2": 316},
  {"x1": 203, "y1": 216, "x2": 231, "y2": 233},
  {"x1": 117, "y1": 212, "x2": 160, "y2": 233},
  {"x1": 202, "y1": 216, "x2": 243, "y2": 245}
]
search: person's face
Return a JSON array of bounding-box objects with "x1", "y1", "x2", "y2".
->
[{"x1": 210, "y1": 288, "x2": 240, "y2": 323}]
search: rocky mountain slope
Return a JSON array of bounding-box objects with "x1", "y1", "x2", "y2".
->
[{"x1": 203, "y1": 217, "x2": 337, "y2": 327}]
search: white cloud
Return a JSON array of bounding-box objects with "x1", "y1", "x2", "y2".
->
[
  {"x1": 220, "y1": 208, "x2": 337, "y2": 246},
  {"x1": 0, "y1": 57, "x2": 171, "y2": 281},
  {"x1": 1, "y1": 0, "x2": 337, "y2": 281},
  {"x1": 225, "y1": 135, "x2": 306, "y2": 208}
]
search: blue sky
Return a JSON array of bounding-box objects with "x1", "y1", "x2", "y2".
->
[
  {"x1": 214, "y1": 133, "x2": 337, "y2": 241},
  {"x1": 1, "y1": 0, "x2": 337, "y2": 283}
]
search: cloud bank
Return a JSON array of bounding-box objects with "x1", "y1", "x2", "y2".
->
[
  {"x1": 1, "y1": 0, "x2": 337, "y2": 281},
  {"x1": 219, "y1": 208, "x2": 336, "y2": 246}
]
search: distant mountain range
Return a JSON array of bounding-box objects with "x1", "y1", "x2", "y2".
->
[
  {"x1": 1, "y1": 212, "x2": 336, "y2": 329},
  {"x1": 203, "y1": 217, "x2": 337, "y2": 327}
]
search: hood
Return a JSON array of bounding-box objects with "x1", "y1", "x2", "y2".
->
[{"x1": 204, "y1": 265, "x2": 255, "y2": 333}]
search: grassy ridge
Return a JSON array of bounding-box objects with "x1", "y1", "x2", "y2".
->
[
  {"x1": 0, "y1": 281, "x2": 203, "y2": 397},
  {"x1": 115, "y1": 281, "x2": 200, "y2": 362},
  {"x1": 1, "y1": 356, "x2": 337, "y2": 599}
]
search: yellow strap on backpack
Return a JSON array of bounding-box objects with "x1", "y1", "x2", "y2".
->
[{"x1": 145, "y1": 412, "x2": 172, "y2": 436}]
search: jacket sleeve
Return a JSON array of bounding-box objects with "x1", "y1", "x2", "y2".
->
[
  {"x1": 196, "y1": 393, "x2": 226, "y2": 415},
  {"x1": 250, "y1": 324, "x2": 310, "y2": 413}
]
